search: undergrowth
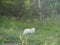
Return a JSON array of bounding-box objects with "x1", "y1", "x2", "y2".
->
[{"x1": 0, "y1": 16, "x2": 60, "y2": 45}]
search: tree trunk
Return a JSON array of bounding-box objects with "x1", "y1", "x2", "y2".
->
[{"x1": 37, "y1": 0, "x2": 43, "y2": 25}]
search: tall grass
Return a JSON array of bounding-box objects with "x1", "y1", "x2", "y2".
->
[{"x1": 0, "y1": 16, "x2": 60, "y2": 45}]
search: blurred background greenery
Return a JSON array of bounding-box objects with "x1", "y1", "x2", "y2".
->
[{"x1": 0, "y1": 0, "x2": 60, "y2": 45}]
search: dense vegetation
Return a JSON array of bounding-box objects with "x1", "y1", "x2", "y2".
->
[{"x1": 0, "y1": 0, "x2": 60, "y2": 45}]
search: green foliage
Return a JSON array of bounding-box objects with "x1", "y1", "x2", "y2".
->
[
  {"x1": 0, "y1": 37, "x2": 6, "y2": 43},
  {"x1": 0, "y1": 0, "x2": 60, "y2": 45},
  {"x1": 0, "y1": 16, "x2": 60, "y2": 45},
  {"x1": 25, "y1": 0, "x2": 31, "y2": 8}
]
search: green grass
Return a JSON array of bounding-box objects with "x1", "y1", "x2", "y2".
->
[{"x1": 0, "y1": 16, "x2": 60, "y2": 45}]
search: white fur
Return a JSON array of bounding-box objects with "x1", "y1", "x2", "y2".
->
[{"x1": 23, "y1": 28, "x2": 35, "y2": 35}]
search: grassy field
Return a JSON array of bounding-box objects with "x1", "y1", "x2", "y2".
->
[{"x1": 0, "y1": 16, "x2": 60, "y2": 45}]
